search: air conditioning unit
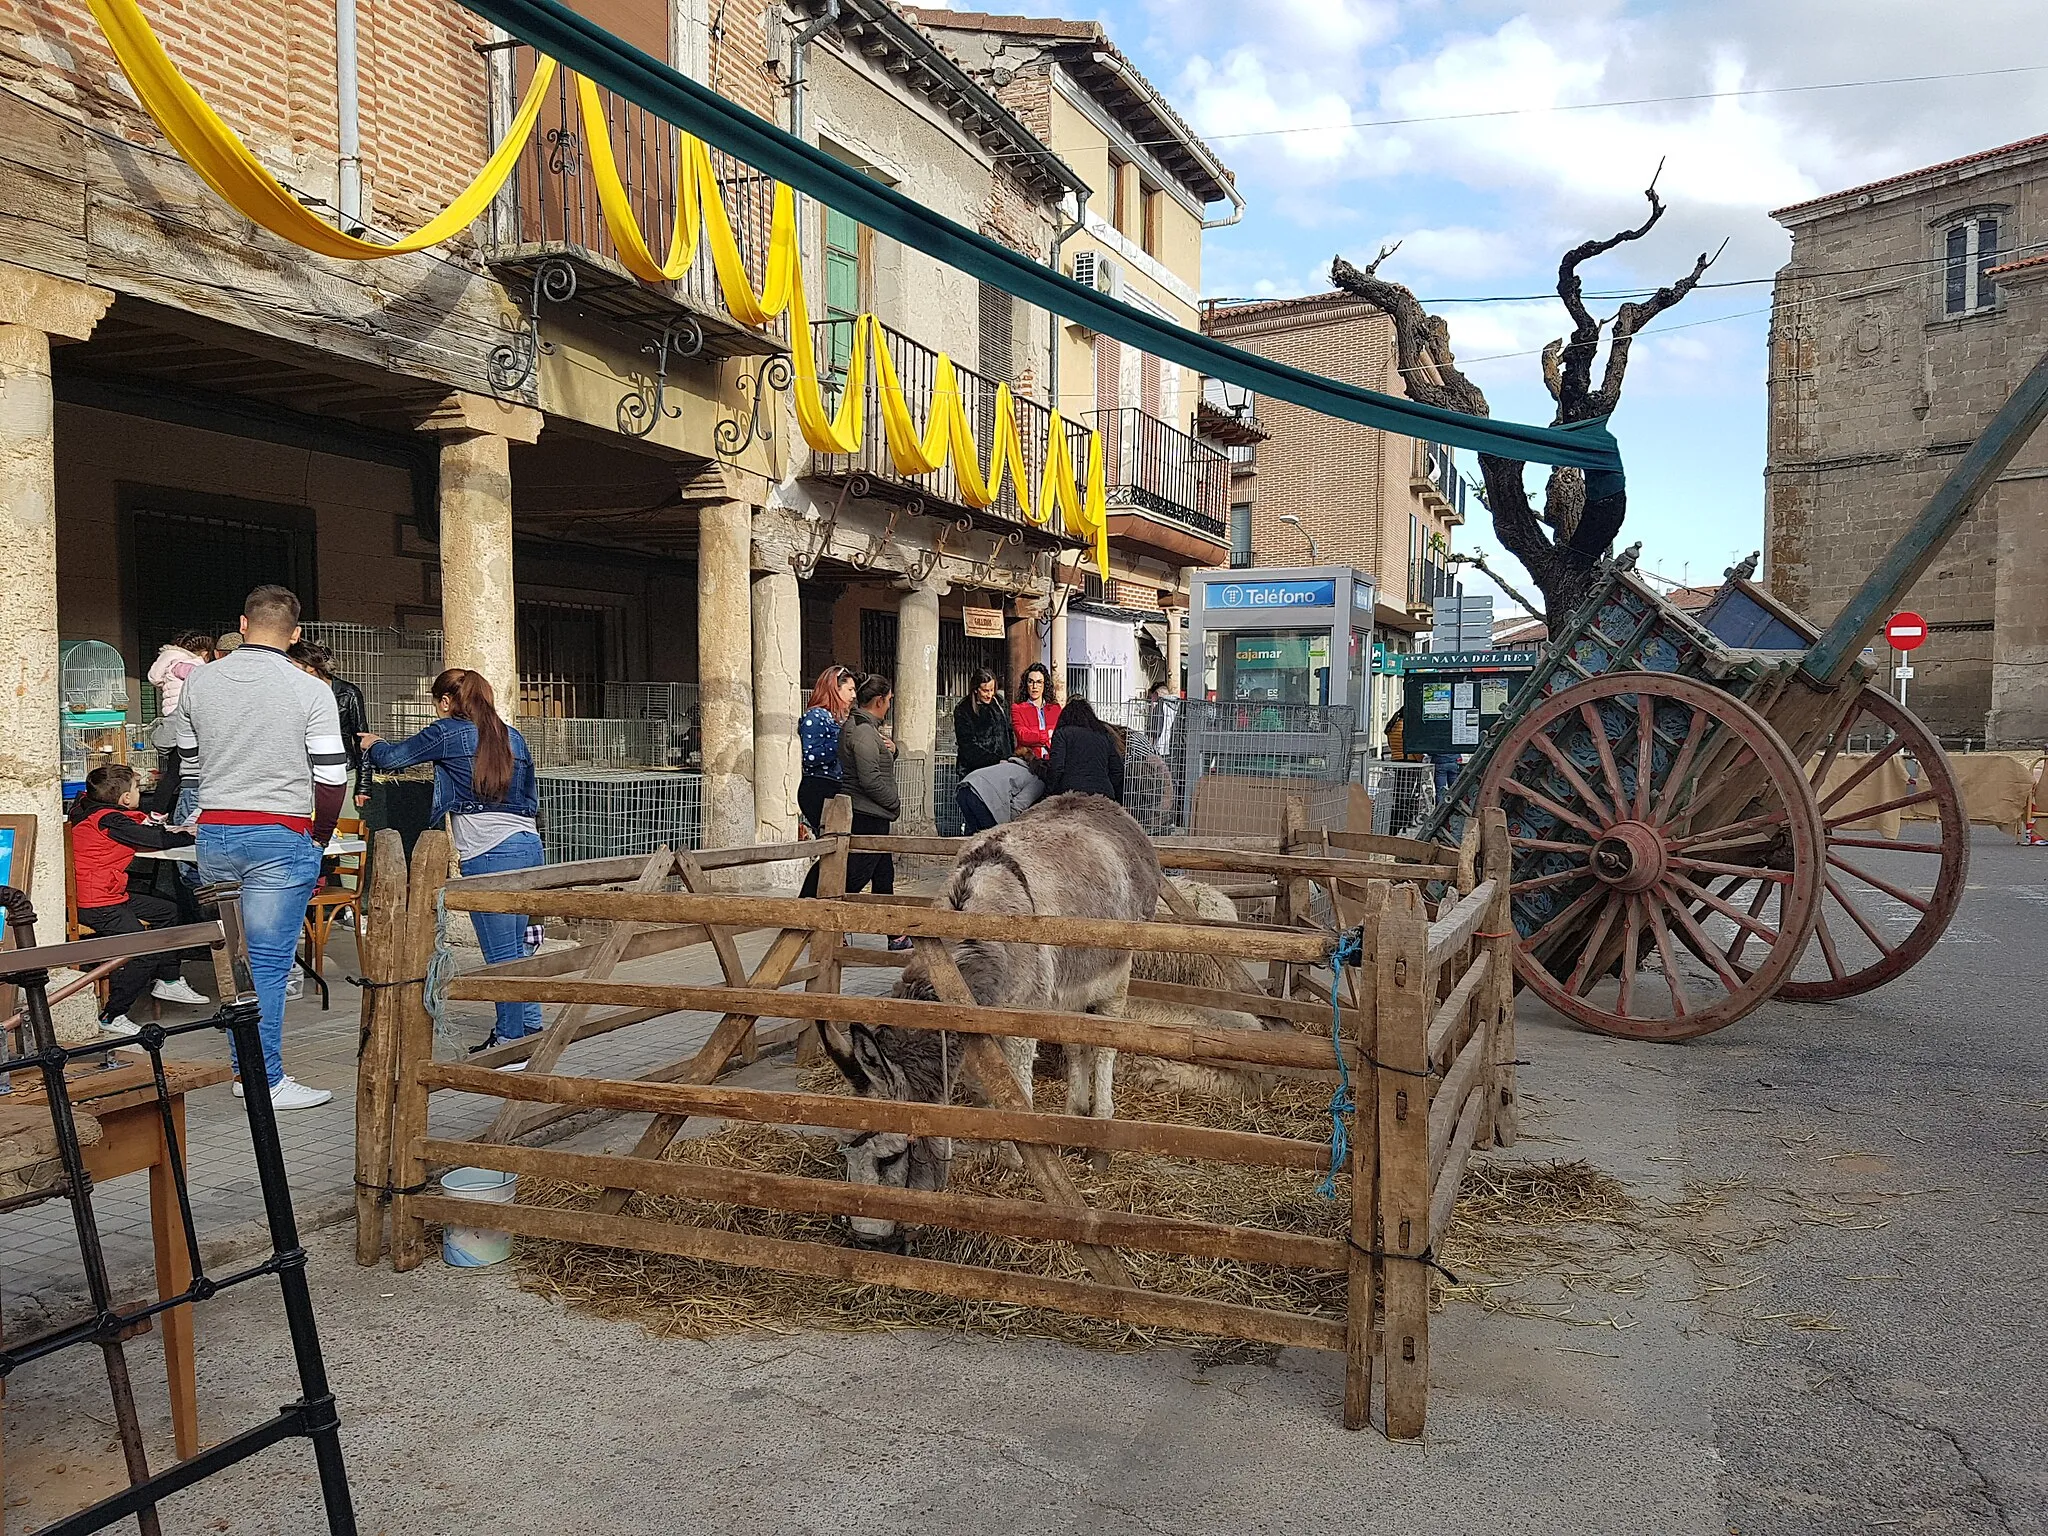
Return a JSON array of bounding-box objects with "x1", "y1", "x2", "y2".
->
[{"x1": 1071, "y1": 250, "x2": 1121, "y2": 296}]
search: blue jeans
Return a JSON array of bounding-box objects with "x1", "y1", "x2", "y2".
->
[
  {"x1": 460, "y1": 831, "x2": 545, "y2": 1040},
  {"x1": 198, "y1": 823, "x2": 321, "y2": 1088},
  {"x1": 957, "y1": 783, "x2": 998, "y2": 833},
  {"x1": 174, "y1": 785, "x2": 202, "y2": 889}
]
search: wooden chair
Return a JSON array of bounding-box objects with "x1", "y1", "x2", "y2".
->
[{"x1": 301, "y1": 817, "x2": 366, "y2": 1002}]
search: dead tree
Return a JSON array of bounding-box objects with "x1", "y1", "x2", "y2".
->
[{"x1": 1331, "y1": 167, "x2": 1724, "y2": 619}]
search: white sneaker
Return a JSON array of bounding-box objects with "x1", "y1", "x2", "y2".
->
[
  {"x1": 232, "y1": 1076, "x2": 333, "y2": 1110},
  {"x1": 100, "y1": 1015, "x2": 141, "y2": 1038},
  {"x1": 152, "y1": 978, "x2": 210, "y2": 1006},
  {"x1": 495, "y1": 1059, "x2": 528, "y2": 1073},
  {"x1": 283, "y1": 965, "x2": 305, "y2": 1001}
]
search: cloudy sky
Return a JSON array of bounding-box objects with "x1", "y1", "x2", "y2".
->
[{"x1": 950, "y1": 0, "x2": 2048, "y2": 608}]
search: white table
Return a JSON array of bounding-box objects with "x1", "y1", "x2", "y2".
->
[{"x1": 136, "y1": 836, "x2": 366, "y2": 865}]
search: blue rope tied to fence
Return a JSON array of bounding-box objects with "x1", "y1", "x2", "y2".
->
[
  {"x1": 1317, "y1": 926, "x2": 1365, "y2": 1199},
  {"x1": 424, "y1": 889, "x2": 456, "y2": 1038}
]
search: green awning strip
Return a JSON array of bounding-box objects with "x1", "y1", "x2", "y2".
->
[{"x1": 456, "y1": 0, "x2": 1623, "y2": 478}]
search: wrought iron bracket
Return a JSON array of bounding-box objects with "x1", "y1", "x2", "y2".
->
[
  {"x1": 909, "y1": 516, "x2": 970, "y2": 584},
  {"x1": 716, "y1": 353, "x2": 794, "y2": 457},
  {"x1": 968, "y1": 525, "x2": 1021, "y2": 585},
  {"x1": 489, "y1": 255, "x2": 577, "y2": 396},
  {"x1": 794, "y1": 475, "x2": 860, "y2": 579},
  {"x1": 617, "y1": 317, "x2": 707, "y2": 438},
  {"x1": 853, "y1": 491, "x2": 918, "y2": 571}
]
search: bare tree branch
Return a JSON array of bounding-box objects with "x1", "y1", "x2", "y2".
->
[
  {"x1": 1554, "y1": 160, "x2": 1667, "y2": 421},
  {"x1": 1541, "y1": 466, "x2": 1585, "y2": 540},
  {"x1": 1587, "y1": 235, "x2": 1729, "y2": 414},
  {"x1": 1329, "y1": 253, "x2": 1490, "y2": 417},
  {"x1": 1540, "y1": 338, "x2": 1565, "y2": 405}
]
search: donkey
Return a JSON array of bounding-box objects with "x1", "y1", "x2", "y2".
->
[{"x1": 820, "y1": 793, "x2": 1163, "y2": 1248}]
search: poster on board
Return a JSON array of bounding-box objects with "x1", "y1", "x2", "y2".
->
[{"x1": 1421, "y1": 682, "x2": 1453, "y2": 719}]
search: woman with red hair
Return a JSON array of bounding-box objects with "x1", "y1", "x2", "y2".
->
[{"x1": 797, "y1": 664, "x2": 858, "y2": 834}]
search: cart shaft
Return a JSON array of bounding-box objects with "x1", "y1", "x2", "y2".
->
[{"x1": 1802, "y1": 349, "x2": 2048, "y2": 687}]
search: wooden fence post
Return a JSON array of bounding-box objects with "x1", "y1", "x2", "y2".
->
[
  {"x1": 797, "y1": 795, "x2": 852, "y2": 1068},
  {"x1": 353, "y1": 830, "x2": 409, "y2": 1266},
  {"x1": 389, "y1": 828, "x2": 451, "y2": 1273},
  {"x1": 1481, "y1": 808, "x2": 1517, "y2": 1147},
  {"x1": 1343, "y1": 879, "x2": 1389, "y2": 1432},
  {"x1": 1375, "y1": 882, "x2": 1431, "y2": 1439},
  {"x1": 1270, "y1": 794, "x2": 1309, "y2": 999}
]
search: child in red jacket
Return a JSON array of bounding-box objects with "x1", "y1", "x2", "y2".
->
[{"x1": 68, "y1": 764, "x2": 209, "y2": 1036}]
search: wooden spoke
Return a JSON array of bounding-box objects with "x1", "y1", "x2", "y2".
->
[
  {"x1": 1580, "y1": 701, "x2": 1629, "y2": 817},
  {"x1": 1516, "y1": 864, "x2": 1596, "y2": 895},
  {"x1": 1646, "y1": 900, "x2": 1692, "y2": 1020},
  {"x1": 1816, "y1": 735, "x2": 1906, "y2": 813},
  {"x1": 1513, "y1": 835, "x2": 1597, "y2": 854},
  {"x1": 1825, "y1": 873, "x2": 1896, "y2": 957},
  {"x1": 1634, "y1": 692, "x2": 1656, "y2": 820},
  {"x1": 1532, "y1": 731, "x2": 1619, "y2": 827},
  {"x1": 1659, "y1": 882, "x2": 1747, "y2": 996},
  {"x1": 1617, "y1": 896, "x2": 1642, "y2": 1018},
  {"x1": 1669, "y1": 809, "x2": 1788, "y2": 853},
  {"x1": 1825, "y1": 855, "x2": 1931, "y2": 915},
  {"x1": 1828, "y1": 832, "x2": 1944, "y2": 854},
  {"x1": 1825, "y1": 788, "x2": 1939, "y2": 827},
  {"x1": 1672, "y1": 874, "x2": 1782, "y2": 946},
  {"x1": 1649, "y1": 706, "x2": 1709, "y2": 824},
  {"x1": 1519, "y1": 881, "x2": 1611, "y2": 957},
  {"x1": 1808, "y1": 713, "x2": 1854, "y2": 800},
  {"x1": 1813, "y1": 907, "x2": 1848, "y2": 982},
  {"x1": 1498, "y1": 776, "x2": 1606, "y2": 840},
  {"x1": 1671, "y1": 856, "x2": 1793, "y2": 883},
  {"x1": 1566, "y1": 892, "x2": 1624, "y2": 997}
]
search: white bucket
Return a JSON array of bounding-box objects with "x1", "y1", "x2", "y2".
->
[{"x1": 439, "y1": 1167, "x2": 517, "y2": 1268}]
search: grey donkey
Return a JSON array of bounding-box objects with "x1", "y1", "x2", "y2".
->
[{"x1": 820, "y1": 793, "x2": 1164, "y2": 1247}]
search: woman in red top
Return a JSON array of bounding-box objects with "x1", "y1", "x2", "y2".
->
[{"x1": 1010, "y1": 662, "x2": 1061, "y2": 760}]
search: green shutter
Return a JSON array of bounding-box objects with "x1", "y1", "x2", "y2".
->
[{"x1": 824, "y1": 207, "x2": 860, "y2": 380}]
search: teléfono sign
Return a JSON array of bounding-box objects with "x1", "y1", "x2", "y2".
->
[{"x1": 1204, "y1": 579, "x2": 1336, "y2": 610}]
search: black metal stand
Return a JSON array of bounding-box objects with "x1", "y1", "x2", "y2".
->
[{"x1": 0, "y1": 887, "x2": 357, "y2": 1535}]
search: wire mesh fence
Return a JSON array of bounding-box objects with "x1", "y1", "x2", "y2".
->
[
  {"x1": 535, "y1": 768, "x2": 703, "y2": 864},
  {"x1": 1115, "y1": 700, "x2": 1360, "y2": 840},
  {"x1": 301, "y1": 623, "x2": 445, "y2": 739},
  {"x1": 516, "y1": 716, "x2": 689, "y2": 772},
  {"x1": 1356, "y1": 756, "x2": 1438, "y2": 837}
]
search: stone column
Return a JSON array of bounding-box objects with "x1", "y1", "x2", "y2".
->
[
  {"x1": 1049, "y1": 603, "x2": 1070, "y2": 700},
  {"x1": 417, "y1": 394, "x2": 542, "y2": 708},
  {"x1": 752, "y1": 551, "x2": 802, "y2": 847},
  {"x1": 1007, "y1": 597, "x2": 1041, "y2": 691},
  {"x1": 1164, "y1": 606, "x2": 1183, "y2": 694},
  {"x1": 699, "y1": 499, "x2": 756, "y2": 847},
  {"x1": 0, "y1": 266, "x2": 111, "y2": 998},
  {"x1": 893, "y1": 580, "x2": 941, "y2": 831}
]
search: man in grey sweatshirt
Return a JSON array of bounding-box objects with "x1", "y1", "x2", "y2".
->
[{"x1": 178, "y1": 585, "x2": 347, "y2": 1110}]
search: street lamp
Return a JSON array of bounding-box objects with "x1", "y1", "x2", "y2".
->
[{"x1": 1279, "y1": 513, "x2": 1319, "y2": 566}]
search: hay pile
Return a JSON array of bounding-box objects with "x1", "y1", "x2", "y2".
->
[{"x1": 514, "y1": 1075, "x2": 1638, "y2": 1351}]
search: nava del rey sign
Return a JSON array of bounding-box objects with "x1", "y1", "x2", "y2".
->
[{"x1": 1205, "y1": 579, "x2": 1337, "y2": 610}]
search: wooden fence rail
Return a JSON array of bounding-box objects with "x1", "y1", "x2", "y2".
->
[{"x1": 353, "y1": 796, "x2": 1518, "y2": 1438}]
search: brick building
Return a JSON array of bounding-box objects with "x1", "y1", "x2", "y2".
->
[
  {"x1": 1766, "y1": 134, "x2": 2048, "y2": 746},
  {"x1": 1201, "y1": 291, "x2": 1469, "y2": 741}
]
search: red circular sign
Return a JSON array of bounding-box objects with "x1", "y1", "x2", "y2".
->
[{"x1": 1885, "y1": 612, "x2": 1928, "y2": 652}]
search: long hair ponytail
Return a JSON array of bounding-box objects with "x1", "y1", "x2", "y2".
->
[{"x1": 433, "y1": 668, "x2": 515, "y2": 801}]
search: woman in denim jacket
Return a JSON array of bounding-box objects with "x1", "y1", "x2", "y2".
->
[{"x1": 360, "y1": 668, "x2": 544, "y2": 1050}]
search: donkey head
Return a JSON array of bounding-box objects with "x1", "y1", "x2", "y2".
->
[{"x1": 818, "y1": 1022, "x2": 953, "y2": 1250}]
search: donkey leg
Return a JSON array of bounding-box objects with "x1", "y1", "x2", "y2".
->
[
  {"x1": 1080, "y1": 982, "x2": 1128, "y2": 1171},
  {"x1": 989, "y1": 1035, "x2": 1034, "y2": 1171}
]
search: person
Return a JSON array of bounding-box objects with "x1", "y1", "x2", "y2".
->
[
  {"x1": 1144, "y1": 679, "x2": 1180, "y2": 759},
  {"x1": 1011, "y1": 663, "x2": 1060, "y2": 760},
  {"x1": 796, "y1": 665, "x2": 857, "y2": 835},
  {"x1": 288, "y1": 640, "x2": 372, "y2": 812},
  {"x1": 1384, "y1": 706, "x2": 1408, "y2": 761},
  {"x1": 67, "y1": 764, "x2": 209, "y2": 1036},
  {"x1": 361, "y1": 669, "x2": 544, "y2": 1050},
  {"x1": 1047, "y1": 696, "x2": 1124, "y2": 802},
  {"x1": 957, "y1": 753, "x2": 1046, "y2": 833},
  {"x1": 214, "y1": 630, "x2": 243, "y2": 656},
  {"x1": 177, "y1": 584, "x2": 345, "y2": 1110},
  {"x1": 145, "y1": 631, "x2": 216, "y2": 819},
  {"x1": 951, "y1": 669, "x2": 1014, "y2": 775},
  {"x1": 839, "y1": 672, "x2": 910, "y2": 948},
  {"x1": 1431, "y1": 750, "x2": 1463, "y2": 798}
]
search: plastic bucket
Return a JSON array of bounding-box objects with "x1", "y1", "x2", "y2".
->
[{"x1": 439, "y1": 1167, "x2": 517, "y2": 1268}]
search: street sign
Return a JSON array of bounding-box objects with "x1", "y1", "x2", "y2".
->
[
  {"x1": 1884, "y1": 612, "x2": 1927, "y2": 652},
  {"x1": 1895, "y1": 665, "x2": 1914, "y2": 680}
]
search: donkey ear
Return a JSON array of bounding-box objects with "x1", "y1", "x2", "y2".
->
[
  {"x1": 851, "y1": 1026, "x2": 898, "y2": 1091},
  {"x1": 817, "y1": 1025, "x2": 869, "y2": 1093}
]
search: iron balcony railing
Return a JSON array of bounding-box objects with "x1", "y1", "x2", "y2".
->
[
  {"x1": 1415, "y1": 441, "x2": 1467, "y2": 522},
  {"x1": 1093, "y1": 407, "x2": 1229, "y2": 539},
  {"x1": 1410, "y1": 554, "x2": 1456, "y2": 606},
  {"x1": 809, "y1": 317, "x2": 1087, "y2": 541},
  {"x1": 1229, "y1": 548, "x2": 1259, "y2": 569},
  {"x1": 486, "y1": 52, "x2": 783, "y2": 340}
]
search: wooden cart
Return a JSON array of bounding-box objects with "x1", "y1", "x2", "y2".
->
[{"x1": 1422, "y1": 353, "x2": 2048, "y2": 1039}]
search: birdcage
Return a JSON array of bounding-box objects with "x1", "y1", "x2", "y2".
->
[
  {"x1": 58, "y1": 640, "x2": 131, "y2": 799},
  {"x1": 536, "y1": 768, "x2": 702, "y2": 864}
]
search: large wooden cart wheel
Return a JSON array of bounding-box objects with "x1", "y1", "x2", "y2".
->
[
  {"x1": 1771, "y1": 688, "x2": 1969, "y2": 1000},
  {"x1": 1478, "y1": 673, "x2": 1824, "y2": 1042}
]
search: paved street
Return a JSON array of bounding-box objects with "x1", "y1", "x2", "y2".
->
[{"x1": 2, "y1": 831, "x2": 2042, "y2": 1533}]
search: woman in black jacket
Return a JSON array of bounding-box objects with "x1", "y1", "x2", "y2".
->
[
  {"x1": 951, "y1": 668, "x2": 1013, "y2": 775},
  {"x1": 1046, "y1": 697, "x2": 1124, "y2": 802}
]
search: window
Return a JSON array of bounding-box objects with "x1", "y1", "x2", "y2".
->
[
  {"x1": 1141, "y1": 187, "x2": 1162, "y2": 258},
  {"x1": 978, "y1": 281, "x2": 1017, "y2": 382},
  {"x1": 1107, "y1": 157, "x2": 1134, "y2": 238},
  {"x1": 1229, "y1": 502, "x2": 1253, "y2": 564},
  {"x1": 1942, "y1": 213, "x2": 2002, "y2": 316},
  {"x1": 823, "y1": 205, "x2": 863, "y2": 385}
]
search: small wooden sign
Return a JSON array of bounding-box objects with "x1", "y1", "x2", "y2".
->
[{"x1": 961, "y1": 606, "x2": 1006, "y2": 640}]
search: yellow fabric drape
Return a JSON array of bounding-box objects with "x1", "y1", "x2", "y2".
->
[
  {"x1": 576, "y1": 75, "x2": 698, "y2": 283},
  {"x1": 88, "y1": 0, "x2": 553, "y2": 258}
]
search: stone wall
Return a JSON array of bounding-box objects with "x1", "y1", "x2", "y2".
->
[{"x1": 1766, "y1": 140, "x2": 2048, "y2": 744}]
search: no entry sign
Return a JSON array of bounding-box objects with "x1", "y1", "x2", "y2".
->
[{"x1": 1885, "y1": 612, "x2": 1928, "y2": 652}]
